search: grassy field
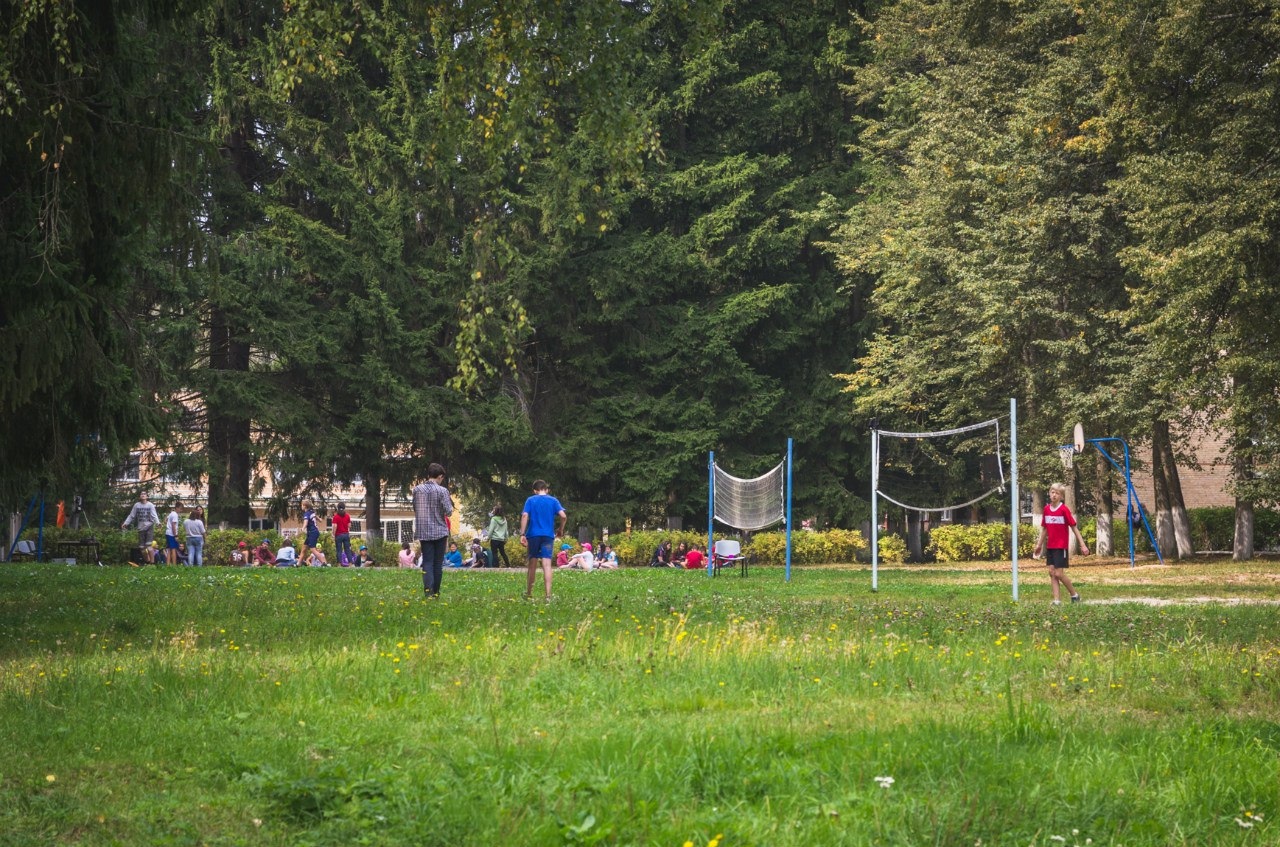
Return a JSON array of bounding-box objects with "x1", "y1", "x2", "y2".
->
[{"x1": 1, "y1": 559, "x2": 1277, "y2": 846}]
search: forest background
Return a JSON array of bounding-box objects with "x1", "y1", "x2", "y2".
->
[{"x1": 2, "y1": 0, "x2": 1278, "y2": 558}]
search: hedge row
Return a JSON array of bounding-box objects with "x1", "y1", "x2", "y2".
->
[{"x1": 13, "y1": 507, "x2": 1274, "y2": 566}]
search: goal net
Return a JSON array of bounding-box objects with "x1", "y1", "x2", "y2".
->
[
  {"x1": 712, "y1": 460, "x2": 786, "y2": 531},
  {"x1": 874, "y1": 418, "x2": 1007, "y2": 514}
]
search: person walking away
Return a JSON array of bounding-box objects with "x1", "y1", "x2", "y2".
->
[
  {"x1": 332, "y1": 502, "x2": 353, "y2": 566},
  {"x1": 121, "y1": 492, "x2": 160, "y2": 565},
  {"x1": 1033, "y1": 482, "x2": 1089, "y2": 604},
  {"x1": 183, "y1": 506, "x2": 206, "y2": 567},
  {"x1": 299, "y1": 500, "x2": 321, "y2": 565},
  {"x1": 412, "y1": 463, "x2": 454, "y2": 597},
  {"x1": 486, "y1": 504, "x2": 510, "y2": 568},
  {"x1": 519, "y1": 480, "x2": 567, "y2": 600}
]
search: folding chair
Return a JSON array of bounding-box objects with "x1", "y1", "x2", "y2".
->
[{"x1": 712, "y1": 539, "x2": 748, "y2": 577}]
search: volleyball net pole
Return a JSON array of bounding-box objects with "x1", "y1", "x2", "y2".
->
[
  {"x1": 708, "y1": 442, "x2": 792, "y2": 579},
  {"x1": 869, "y1": 399, "x2": 1019, "y2": 598}
]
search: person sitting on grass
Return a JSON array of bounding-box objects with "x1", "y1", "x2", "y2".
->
[
  {"x1": 650, "y1": 540, "x2": 673, "y2": 568},
  {"x1": 353, "y1": 546, "x2": 375, "y2": 567},
  {"x1": 596, "y1": 544, "x2": 619, "y2": 569},
  {"x1": 306, "y1": 547, "x2": 328, "y2": 567},
  {"x1": 556, "y1": 543, "x2": 572, "y2": 568},
  {"x1": 398, "y1": 541, "x2": 417, "y2": 568},
  {"x1": 444, "y1": 542, "x2": 463, "y2": 568},
  {"x1": 230, "y1": 541, "x2": 251, "y2": 567},
  {"x1": 465, "y1": 539, "x2": 488, "y2": 569},
  {"x1": 253, "y1": 539, "x2": 274, "y2": 566},
  {"x1": 274, "y1": 539, "x2": 298, "y2": 567},
  {"x1": 683, "y1": 545, "x2": 705, "y2": 570},
  {"x1": 564, "y1": 542, "x2": 595, "y2": 571},
  {"x1": 672, "y1": 541, "x2": 688, "y2": 567}
]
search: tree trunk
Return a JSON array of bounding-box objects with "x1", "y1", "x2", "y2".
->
[
  {"x1": 206, "y1": 122, "x2": 256, "y2": 528},
  {"x1": 1093, "y1": 450, "x2": 1113, "y2": 556},
  {"x1": 1150, "y1": 423, "x2": 1176, "y2": 559},
  {"x1": 364, "y1": 473, "x2": 382, "y2": 544},
  {"x1": 1154, "y1": 420, "x2": 1193, "y2": 557},
  {"x1": 207, "y1": 305, "x2": 252, "y2": 527},
  {"x1": 1233, "y1": 498, "x2": 1254, "y2": 561},
  {"x1": 906, "y1": 510, "x2": 923, "y2": 563},
  {"x1": 1064, "y1": 477, "x2": 1080, "y2": 556}
]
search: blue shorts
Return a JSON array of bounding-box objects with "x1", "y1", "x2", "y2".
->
[
  {"x1": 305, "y1": 531, "x2": 320, "y2": 548},
  {"x1": 166, "y1": 535, "x2": 179, "y2": 550},
  {"x1": 527, "y1": 536, "x2": 554, "y2": 560}
]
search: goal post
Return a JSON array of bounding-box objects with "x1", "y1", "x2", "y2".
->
[
  {"x1": 871, "y1": 398, "x2": 1021, "y2": 599},
  {"x1": 707, "y1": 439, "x2": 794, "y2": 580}
]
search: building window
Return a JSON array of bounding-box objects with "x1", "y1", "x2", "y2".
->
[
  {"x1": 158, "y1": 453, "x2": 183, "y2": 484},
  {"x1": 116, "y1": 452, "x2": 142, "y2": 483},
  {"x1": 382, "y1": 519, "x2": 414, "y2": 543},
  {"x1": 250, "y1": 518, "x2": 277, "y2": 532}
]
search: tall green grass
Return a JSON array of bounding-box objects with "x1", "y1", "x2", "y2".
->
[{"x1": 1, "y1": 562, "x2": 1277, "y2": 845}]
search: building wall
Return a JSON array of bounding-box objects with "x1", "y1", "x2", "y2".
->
[{"x1": 1126, "y1": 426, "x2": 1234, "y2": 510}]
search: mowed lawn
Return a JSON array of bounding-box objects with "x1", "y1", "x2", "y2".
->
[{"x1": 1, "y1": 560, "x2": 1277, "y2": 846}]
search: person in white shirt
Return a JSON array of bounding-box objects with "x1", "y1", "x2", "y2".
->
[
  {"x1": 164, "y1": 500, "x2": 184, "y2": 565},
  {"x1": 565, "y1": 542, "x2": 596, "y2": 571},
  {"x1": 274, "y1": 539, "x2": 298, "y2": 567},
  {"x1": 182, "y1": 507, "x2": 206, "y2": 567}
]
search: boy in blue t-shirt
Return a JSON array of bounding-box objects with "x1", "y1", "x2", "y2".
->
[{"x1": 519, "y1": 480, "x2": 566, "y2": 600}]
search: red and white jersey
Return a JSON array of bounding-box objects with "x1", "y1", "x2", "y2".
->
[{"x1": 1041, "y1": 503, "x2": 1076, "y2": 549}]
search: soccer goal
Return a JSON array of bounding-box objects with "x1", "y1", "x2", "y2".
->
[
  {"x1": 871, "y1": 399, "x2": 1022, "y2": 597},
  {"x1": 707, "y1": 439, "x2": 794, "y2": 580}
]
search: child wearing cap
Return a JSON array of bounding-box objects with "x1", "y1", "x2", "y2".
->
[
  {"x1": 555, "y1": 544, "x2": 571, "y2": 568},
  {"x1": 253, "y1": 539, "x2": 274, "y2": 566},
  {"x1": 565, "y1": 542, "x2": 595, "y2": 571},
  {"x1": 353, "y1": 545, "x2": 375, "y2": 567},
  {"x1": 230, "y1": 541, "x2": 250, "y2": 567}
]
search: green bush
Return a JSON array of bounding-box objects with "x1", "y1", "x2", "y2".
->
[
  {"x1": 878, "y1": 533, "x2": 907, "y2": 564},
  {"x1": 926, "y1": 524, "x2": 1008, "y2": 562},
  {"x1": 749, "y1": 528, "x2": 867, "y2": 565},
  {"x1": 916, "y1": 523, "x2": 1039, "y2": 562}
]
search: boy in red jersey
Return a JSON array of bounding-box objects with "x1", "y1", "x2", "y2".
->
[{"x1": 1033, "y1": 482, "x2": 1089, "y2": 604}]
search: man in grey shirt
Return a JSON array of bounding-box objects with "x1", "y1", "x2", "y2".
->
[{"x1": 121, "y1": 492, "x2": 160, "y2": 564}]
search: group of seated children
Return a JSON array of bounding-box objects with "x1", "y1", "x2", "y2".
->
[
  {"x1": 553, "y1": 542, "x2": 619, "y2": 571},
  {"x1": 226, "y1": 538, "x2": 373, "y2": 567},
  {"x1": 650, "y1": 540, "x2": 707, "y2": 569},
  {"x1": 442, "y1": 538, "x2": 493, "y2": 568}
]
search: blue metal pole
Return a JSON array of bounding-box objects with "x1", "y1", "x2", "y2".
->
[
  {"x1": 708, "y1": 451, "x2": 715, "y2": 576},
  {"x1": 785, "y1": 438, "x2": 793, "y2": 582}
]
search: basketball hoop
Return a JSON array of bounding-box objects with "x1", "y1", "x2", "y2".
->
[{"x1": 1058, "y1": 445, "x2": 1076, "y2": 471}]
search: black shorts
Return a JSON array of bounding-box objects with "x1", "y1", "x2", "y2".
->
[{"x1": 1046, "y1": 548, "x2": 1069, "y2": 568}]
